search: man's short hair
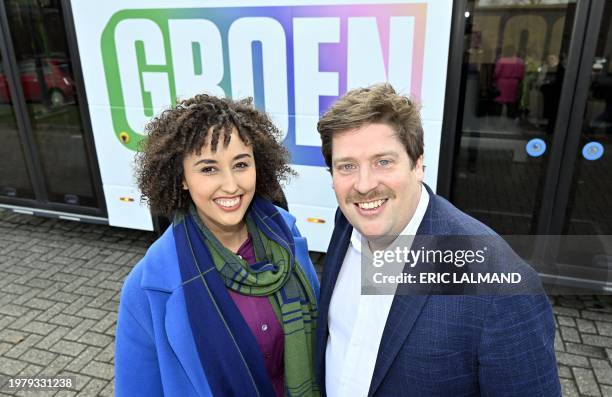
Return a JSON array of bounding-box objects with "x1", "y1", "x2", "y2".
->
[{"x1": 317, "y1": 83, "x2": 424, "y2": 171}]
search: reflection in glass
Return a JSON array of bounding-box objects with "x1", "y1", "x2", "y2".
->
[
  {"x1": 452, "y1": 1, "x2": 576, "y2": 238},
  {"x1": 4, "y1": 0, "x2": 96, "y2": 207},
  {"x1": 559, "y1": 1, "x2": 612, "y2": 269},
  {"x1": 0, "y1": 53, "x2": 35, "y2": 199}
]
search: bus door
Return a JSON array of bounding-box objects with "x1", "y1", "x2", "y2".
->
[
  {"x1": 0, "y1": 0, "x2": 105, "y2": 222},
  {"x1": 444, "y1": 0, "x2": 612, "y2": 289}
]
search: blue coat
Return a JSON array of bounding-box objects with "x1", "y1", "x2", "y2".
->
[
  {"x1": 115, "y1": 208, "x2": 319, "y2": 397},
  {"x1": 315, "y1": 185, "x2": 561, "y2": 396}
]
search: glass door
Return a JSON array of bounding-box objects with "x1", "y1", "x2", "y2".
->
[
  {"x1": 0, "y1": 0, "x2": 105, "y2": 215},
  {"x1": 0, "y1": 47, "x2": 35, "y2": 200},
  {"x1": 448, "y1": 0, "x2": 612, "y2": 287},
  {"x1": 450, "y1": 0, "x2": 585, "y2": 257},
  {"x1": 550, "y1": 0, "x2": 612, "y2": 284}
]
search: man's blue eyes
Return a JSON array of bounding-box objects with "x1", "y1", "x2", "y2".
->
[{"x1": 338, "y1": 159, "x2": 392, "y2": 171}]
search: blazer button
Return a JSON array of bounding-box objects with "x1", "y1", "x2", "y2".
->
[{"x1": 261, "y1": 323, "x2": 268, "y2": 332}]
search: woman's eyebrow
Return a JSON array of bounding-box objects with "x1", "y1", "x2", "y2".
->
[
  {"x1": 233, "y1": 153, "x2": 252, "y2": 160},
  {"x1": 193, "y1": 158, "x2": 217, "y2": 166}
]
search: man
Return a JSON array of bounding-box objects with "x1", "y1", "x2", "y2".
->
[{"x1": 314, "y1": 83, "x2": 560, "y2": 396}]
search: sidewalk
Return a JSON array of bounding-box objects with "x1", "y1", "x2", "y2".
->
[{"x1": 0, "y1": 209, "x2": 611, "y2": 396}]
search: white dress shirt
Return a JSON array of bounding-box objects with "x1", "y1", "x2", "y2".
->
[{"x1": 325, "y1": 186, "x2": 429, "y2": 397}]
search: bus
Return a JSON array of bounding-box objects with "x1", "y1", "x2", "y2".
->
[{"x1": 0, "y1": 0, "x2": 610, "y2": 289}]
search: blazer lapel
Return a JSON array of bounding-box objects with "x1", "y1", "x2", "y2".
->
[
  {"x1": 367, "y1": 295, "x2": 428, "y2": 396},
  {"x1": 315, "y1": 209, "x2": 352, "y2": 392},
  {"x1": 368, "y1": 183, "x2": 437, "y2": 396},
  {"x1": 165, "y1": 287, "x2": 211, "y2": 397}
]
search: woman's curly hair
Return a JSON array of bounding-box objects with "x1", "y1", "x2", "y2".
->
[{"x1": 135, "y1": 94, "x2": 294, "y2": 218}]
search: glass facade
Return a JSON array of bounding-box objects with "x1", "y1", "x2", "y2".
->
[
  {"x1": 451, "y1": 0, "x2": 577, "y2": 238},
  {"x1": 3, "y1": 0, "x2": 97, "y2": 207}
]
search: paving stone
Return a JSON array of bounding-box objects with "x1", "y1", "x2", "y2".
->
[
  {"x1": 565, "y1": 342, "x2": 608, "y2": 359},
  {"x1": 20, "y1": 321, "x2": 57, "y2": 336},
  {"x1": 54, "y1": 391, "x2": 77, "y2": 397},
  {"x1": 0, "y1": 304, "x2": 29, "y2": 317},
  {"x1": 561, "y1": 325, "x2": 582, "y2": 343},
  {"x1": 7, "y1": 309, "x2": 42, "y2": 330},
  {"x1": 583, "y1": 311, "x2": 612, "y2": 323},
  {"x1": 22, "y1": 298, "x2": 55, "y2": 311},
  {"x1": 556, "y1": 351, "x2": 590, "y2": 368},
  {"x1": 100, "y1": 380, "x2": 114, "y2": 397},
  {"x1": 81, "y1": 361, "x2": 113, "y2": 381},
  {"x1": 557, "y1": 365, "x2": 572, "y2": 379},
  {"x1": 46, "y1": 292, "x2": 79, "y2": 304},
  {"x1": 4, "y1": 334, "x2": 43, "y2": 359},
  {"x1": 18, "y1": 364, "x2": 42, "y2": 377},
  {"x1": 0, "y1": 329, "x2": 26, "y2": 344},
  {"x1": 20, "y1": 348, "x2": 57, "y2": 366},
  {"x1": 77, "y1": 332, "x2": 113, "y2": 348},
  {"x1": 45, "y1": 354, "x2": 73, "y2": 376},
  {"x1": 48, "y1": 314, "x2": 82, "y2": 328},
  {"x1": 560, "y1": 378, "x2": 580, "y2": 397},
  {"x1": 72, "y1": 285, "x2": 103, "y2": 298},
  {"x1": 0, "y1": 342, "x2": 12, "y2": 355},
  {"x1": 36, "y1": 302, "x2": 68, "y2": 323},
  {"x1": 1, "y1": 283, "x2": 31, "y2": 295},
  {"x1": 63, "y1": 320, "x2": 96, "y2": 342},
  {"x1": 49, "y1": 272, "x2": 77, "y2": 284},
  {"x1": 600, "y1": 385, "x2": 612, "y2": 397},
  {"x1": 49, "y1": 340, "x2": 87, "y2": 357},
  {"x1": 596, "y1": 321, "x2": 612, "y2": 337},
  {"x1": 15, "y1": 390, "x2": 56, "y2": 397},
  {"x1": 96, "y1": 343, "x2": 114, "y2": 363},
  {"x1": 27, "y1": 277, "x2": 54, "y2": 290},
  {"x1": 58, "y1": 372, "x2": 90, "y2": 392},
  {"x1": 572, "y1": 367, "x2": 601, "y2": 396},
  {"x1": 591, "y1": 359, "x2": 612, "y2": 386},
  {"x1": 77, "y1": 307, "x2": 106, "y2": 321},
  {"x1": 578, "y1": 318, "x2": 598, "y2": 334},
  {"x1": 583, "y1": 334, "x2": 612, "y2": 349},
  {"x1": 79, "y1": 378, "x2": 108, "y2": 396},
  {"x1": 0, "y1": 357, "x2": 27, "y2": 376},
  {"x1": 64, "y1": 347, "x2": 101, "y2": 372},
  {"x1": 11, "y1": 285, "x2": 41, "y2": 303},
  {"x1": 557, "y1": 315, "x2": 576, "y2": 327},
  {"x1": 98, "y1": 280, "x2": 123, "y2": 291},
  {"x1": 86, "y1": 290, "x2": 115, "y2": 310},
  {"x1": 83, "y1": 272, "x2": 110, "y2": 288},
  {"x1": 0, "y1": 314, "x2": 16, "y2": 330},
  {"x1": 62, "y1": 297, "x2": 92, "y2": 316},
  {"x1": 91, "y1": 312, "x2": 116, "y2": 334},
  {"x1": 35, "y1": 326, "x2": 70, "y2": 350}
]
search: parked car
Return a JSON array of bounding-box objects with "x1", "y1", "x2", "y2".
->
[{"x1": 0, "y1": 58, "x2": 75, "y2": 106}]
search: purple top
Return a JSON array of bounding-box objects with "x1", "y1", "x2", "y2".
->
[{"x1": 228, "y1": 235, "x2": 285, "y2": 397}]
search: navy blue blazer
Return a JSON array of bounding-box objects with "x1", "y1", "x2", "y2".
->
[{"x1": 315, "y1": 185, "x2": 561, "y2": 396}]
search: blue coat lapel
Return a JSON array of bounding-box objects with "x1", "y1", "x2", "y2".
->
[{"x1": 165, "y1": 288, "x2": 212, "y2": 397}]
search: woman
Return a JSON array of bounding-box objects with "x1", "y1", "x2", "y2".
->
[{"x1": 115, "y1": 94, "x2": 320, "y2": 397}]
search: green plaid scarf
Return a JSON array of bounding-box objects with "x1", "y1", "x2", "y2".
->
[{"x1": 190, "y1": 206, "x2": 319, "y2": 397}]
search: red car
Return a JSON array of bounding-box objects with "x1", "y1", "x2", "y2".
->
[{"x1": 0, "y1": 58, "x2": 75, "y2": 106}]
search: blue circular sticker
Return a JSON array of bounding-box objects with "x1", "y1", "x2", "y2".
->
[
  {"x1": 526, "y1": 138, "x2": 547, "y2": 157},
  {"x1": 582, "y1": 142, "x2": 604, "y2": 161}
]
